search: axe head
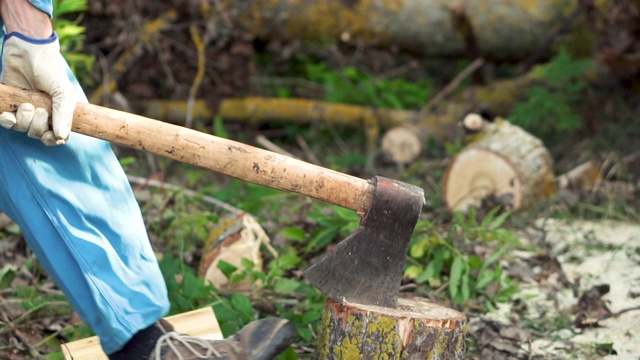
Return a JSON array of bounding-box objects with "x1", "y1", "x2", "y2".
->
[{"x1": 303, "y1": 176, "x2": 425, "y2": 308}]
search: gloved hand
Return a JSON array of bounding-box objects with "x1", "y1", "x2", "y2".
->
[{"x1": 0, "y1": 32, "x2": 76, "y2": 145}]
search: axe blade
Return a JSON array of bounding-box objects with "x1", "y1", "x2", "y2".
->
[{"x1": 303, "y1": 176, "x2": 425, "y2": 308}]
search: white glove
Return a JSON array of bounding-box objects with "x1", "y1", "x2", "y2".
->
[{"x1": 0, "y1": 32, "x2": 76, "y2": 146}]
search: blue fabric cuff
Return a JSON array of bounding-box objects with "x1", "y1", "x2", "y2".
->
[{"x1": 3, "y1": 31, "x2": 58, "y2": 45}]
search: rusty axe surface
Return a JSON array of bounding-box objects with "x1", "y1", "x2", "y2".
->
[
  {"x1": 304, "y1": 176, "x2": 424, "y2": 308},
  {"x1": 0, "y1": 84, "x2": 425, "y2": 308}
]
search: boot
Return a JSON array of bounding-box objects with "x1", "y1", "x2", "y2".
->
[{"x1": 150, "y1": 317, "x2": 297, "y2": 360}]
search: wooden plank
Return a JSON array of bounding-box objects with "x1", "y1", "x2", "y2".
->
[{"x1": 61, "y1": 307, "x2": 222, "y2": 360}]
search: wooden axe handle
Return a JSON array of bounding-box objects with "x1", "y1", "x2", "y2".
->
[{"x1": 0, "y1": 84, "x2": 373, "y2": 214}]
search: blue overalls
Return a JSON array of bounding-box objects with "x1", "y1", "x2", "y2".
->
[{"x1": 0, "y1": 1, "x2": 170, "y2": 354}]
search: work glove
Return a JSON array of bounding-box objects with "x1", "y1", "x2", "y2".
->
[{"x1": 0, "y1": 32, "x2": 76, "y2": 146}]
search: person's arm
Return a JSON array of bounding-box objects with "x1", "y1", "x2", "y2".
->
[
  {"x1": 0, "y1": 0, "x2": 75, "y2": 146},
  {"x1": 0, "y1": 0, "x2": 52, "y2": 38}
]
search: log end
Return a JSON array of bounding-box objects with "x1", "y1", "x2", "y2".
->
[
  {"x1": 381, "y1": 125, "x2": 423, "y2": 164},
  {"x1": 443, "y1": 147, "x2": 523, "y2": 212}
]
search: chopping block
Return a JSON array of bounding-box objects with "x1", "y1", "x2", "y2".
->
[
  {"x1": 316, "y1": 297, "x2": 467, "y2": 359},
  {"x1": 61, "y1": 307, "x2": 222, "y2": 360}
]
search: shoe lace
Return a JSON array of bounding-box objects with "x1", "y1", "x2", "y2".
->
[{"x1": 152, "y1": 332, "x2": 222, "y2": 360}]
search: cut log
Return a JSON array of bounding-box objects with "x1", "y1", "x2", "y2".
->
[
  {"x1": 199, "y1": 212, "x2": 273, "y2": 290},
  {"x1": 556, "y1": 160, "x2": 601, "y2": 191},
  {"x1": 443, "y1": 118, "x2": 555, "y2": 212},
  {"x1": 62, "y1": 307, "x2": 222, "y2": 360},
  {"x1": 380, "y1": 125, "x2": 424, "y2": 165},
  {"x1": 220, "y1": 0, "x2": 577, "y2": 61},
  {"x1": 317, "y1": 297, "x2": 467, "y2": 359}
]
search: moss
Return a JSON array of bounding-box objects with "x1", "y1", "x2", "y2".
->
[{"x1": 315, "y1": 306, "x2": 334, "y2": 359}]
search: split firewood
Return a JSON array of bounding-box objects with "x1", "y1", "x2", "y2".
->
[
  {"x1": 127, "y1": 175, "x2": 274, "y2": 290},
  {"x1": 317, "y1": 297, "x2": 467, "y2": 359},
  {"x1": 443, "y1": 116, "x2": 556, "y2": 212},
  {"x1": 199, "y1": 212, "x2": 273, "y2": 290}
]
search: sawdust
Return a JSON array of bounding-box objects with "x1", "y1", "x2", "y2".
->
[{"x1": 472, "y1": 218, "x2": 640, "y2": 359}]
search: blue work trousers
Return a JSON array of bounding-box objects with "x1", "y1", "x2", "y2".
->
[{"x1": 0, "y1": 58, "x2": 170, "y2": 354}]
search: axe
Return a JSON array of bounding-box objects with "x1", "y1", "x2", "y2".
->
[{"x1": 0, "y1": 84, "x2": 425, "y2": 308}]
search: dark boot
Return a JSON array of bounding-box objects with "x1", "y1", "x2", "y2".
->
[{"x1": 150, "y1": 317, "x2": 297, "y2": 360}]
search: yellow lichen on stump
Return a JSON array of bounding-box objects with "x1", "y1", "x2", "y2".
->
[{"x1": 316, "y1": 297, "x2": 467, "y2": 359}]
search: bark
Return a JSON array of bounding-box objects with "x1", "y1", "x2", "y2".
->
[
  {"x1": 220, "y1": 0, "x2": 577, "y2": 61},
  {"x1": 317, "y1": 297, "x2": 467, "y2": 359},
  {"x1": 136, "y1": 97, "x2": 459, "y2": 138}
]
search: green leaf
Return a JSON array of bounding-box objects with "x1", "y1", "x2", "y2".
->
[
  {"x1": 409, "y1": 237, "x2": 439, "y2": 258},
  {"x1": 240, "y1": 258, "x2": 256, "y2": 272},
  {"x1": 449, "y1": 256, "x2": 464, "y2": 300},
  {"x1": 475, "y1": 269, "x2": 495, "y2": 290},
  {"x1": 276, "y1": 347, "x2": 299, "y2": 360},
  {"x1": 231, "y1": 293, "x2": 253, "y2": 318},
  {"x1": 416, "y1": 252, "x2": 444, "y2": 284},
  {"x1": 453, "y1": 211, "x2": 466, "y2": 227},
  {"x1": 212, "y1": 300, "x2": 237, "y2": 322},
  {"x1": 0, "y1": 265, "x2": 17, "y2": 288},
  {"x1": 483, "y1": 247, "x2": 507, "y2": 269},
  {"x1": 301, "y1": 309, "x2": 322, "y2": 324},
  {"x1": 489, "y1": 211, "x2": 512, "y2": 230},
  {"x1": 214, "y1": 115, "x2": 230, "y2": 139},
  {"x1": 404, "y1": 265, "x2": 423, "y2": 279},
  {"x1": 56, "y1": 24, "x2": 85, "y2": 38},
  {"x1": 274, "y1": 278, "x2": 302, "y2": 292},
  {"x1": 53, "y1": 0, "x2": 87, "y2": 17},
  {"x1": 594, "y1": 342, "x2": 617, "y2": 355},
  {"x1": 220, "y1": 322, "x2": 241, "y2": 338},
  {"x1": 278, "y1": 227, "x2": 307, "y2": 242},
  {"x1": 304, "y1": 226, "x2": 340, "y2": 253},
  {"x1": 460, "y1": 269, "x2": 471, "y2": 302},
  {"x1": 217, "y1": 260, "x2": 238, "y2": 279},
  {"x1": 180, "y1": 272, "x2": 199, "y2": 300},
  {"x1": 271, "y1": 253, "x2": 301, "y2": 272}
]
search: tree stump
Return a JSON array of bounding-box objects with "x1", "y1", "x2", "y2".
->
[
  {"x1": 316, "y1": 297, "x2": 467, "y2": 359},
  {"x1": 443, "y1": 117, "x2": 555, "y2": 212}
]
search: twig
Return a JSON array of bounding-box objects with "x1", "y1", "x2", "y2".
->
[
  {"x1": 418, "y1": 57, "x2": 485, "y2": 118},
  {"x1": 186, "y1": 25, "x2": 208, "y2": 128},
  {"x1": 32, "y1": 322, "x2": 78, "y2": 350},
  {"x1": 0, "y1": 301, "x2": 68, "y2": 334},
  {"x1": 295, "y1": 135, "x2": 322, "y2": 165},
  {"x1": 601, "y1": 305, "x2": 640, "y2": 320},
  {"x1": 255, "y1": 134, "x2": 298, "y2": 159},
  {"x1": 127, "y1": 174, "x2": 243, "y2": 215},
  {"x1": 12, "y1": 329, "x2": 43, "y2": 359}
]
